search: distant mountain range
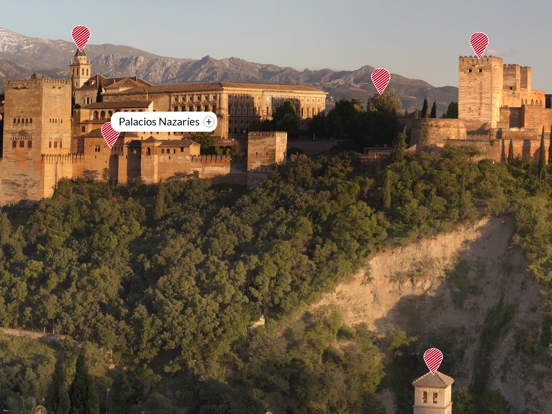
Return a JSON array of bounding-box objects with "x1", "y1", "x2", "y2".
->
[{"x1": 0, "y1": 28, "x2": 458, "y2": 113}]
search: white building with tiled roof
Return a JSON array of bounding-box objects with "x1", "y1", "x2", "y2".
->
[{"x1": 412, "y1": 371, "x2": 454, "y2": 414}]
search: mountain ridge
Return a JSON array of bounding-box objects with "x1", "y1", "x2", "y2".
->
[{"x1": 0, "y1": 27, "x2": 457, "y2": 112}]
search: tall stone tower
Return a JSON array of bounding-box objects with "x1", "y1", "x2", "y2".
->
[
  {"x1": 2, "y1": 79, "x2": 72, "y2": 204},
  {"x1": 246, "y1": 131, "x2": 287, "y2": 190},
  {"x1": 69, "y1": 49, "x2": 91, "y2": 88},
  {"x1": 458, "y1": 55, "x2": 503, "y2": 129},
  {"x1": 412, "y1": 371, "x2": 454, "y2": 414}
]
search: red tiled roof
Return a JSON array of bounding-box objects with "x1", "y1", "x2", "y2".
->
[{"x1": 112, "y1": 82, "x2": 326, "y2": 95}]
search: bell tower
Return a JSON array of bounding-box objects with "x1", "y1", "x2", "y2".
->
[
  {"x1": 69, "y1": 49, "x2": 91, "y2": 88},
  {"x1": 412, "y1": 371, "x2": 454, "y2": 414}
]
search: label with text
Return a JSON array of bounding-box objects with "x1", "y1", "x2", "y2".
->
[{"x1": 111, "y1": 112, "x2": 218, "y2": 132}]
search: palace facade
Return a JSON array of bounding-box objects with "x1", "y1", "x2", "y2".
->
[{"x1": 0, "y1": 49, "x2": 327, "y2": 205}]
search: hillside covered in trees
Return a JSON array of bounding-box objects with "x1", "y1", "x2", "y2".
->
[{"x1": 1, "y1": 146, "x2": 552, "y2": 413}]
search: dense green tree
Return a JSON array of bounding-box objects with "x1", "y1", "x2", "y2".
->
[
  {"x1": 413, "y1": 109, "x2": 419, "y2": 119},
  {"x1": 403, "y1": 109, "x2": 408, "y2": 117},
  {"x1": 6, "y1": 396, "x2": 46, "y2": 414},
  {"x1": 45, "y1": 355, "x2": 70, "y2": 414},
  {"x1": 481, "y1": 390, "x2": 509, "y2": 414},
  {"x1": 549, "y1": 125, "x2": 552, "y2": 166},
  {"x1": 508, "y1": 139, "x2": 514, "y2": 164},
  {"x1": 154, "y1": 178, "x2": 166, "y2": 220},
  {"x1": 383, "y1": 169, "x2": 391, "y2": 210},
  {"x1": 443, "y1": 101, "x2": 458, "y2": 118},
  {"x1": 96, "y1": 79, "x2": 102, "y2": 103},
  {"x1": 192, "y1": 132, "x2": 216, "y2": 152},
  {"x1": 367, "y1": 88, "x2": 402, "y2": 114},
  {"x1": 69, "y1": 353, "x2": 99, "y2": 414},
  {"x1": 31, "y1": 73, "x2": 37, "y2": 80},
  {"x1": 430, "y1": 101, "x2": 437, "y2": 118},
  {"x1": 391, "y1": 127, "x2": 407, "y2": 163},
  {"x1": 452, "y1": 387, "x2": 475, "y2": 414},
  {"x1": 307, "y1": 112, "x2": 329, "y2": 137},
  {"x1": 538, "y1": 126, "x2": 546, "y2": 182},
  {"x1": 421, "y1": 97, "x2": 429, "y2": 118}
]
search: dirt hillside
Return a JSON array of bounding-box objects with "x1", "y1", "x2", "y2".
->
[{"x1": 314, "y1": 215, "x2": 551, "y2": 413}]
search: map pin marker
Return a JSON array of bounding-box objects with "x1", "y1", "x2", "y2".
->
[
  {"x1": 72, "y1": 26, "x2": 91, "y2": 51},
  {"x1": 371, "y1": 68, "x2": 390, "y2": 95},
  {"x1": 470, "y1": 32, "x2": 489, "y2": 58},
  {"x1": 101, "y1": 122, "x2": 119, "y2": 149},
  {"x1": 423, "y1": 348, "x2": 443, "y2": 375}
]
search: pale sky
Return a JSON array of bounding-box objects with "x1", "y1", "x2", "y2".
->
[{"x1": 3, "y1": 0, "x2": 552, "y2": 91}]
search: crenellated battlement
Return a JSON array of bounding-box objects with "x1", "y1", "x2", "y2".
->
[
  {"x1": 6, "y1": 79, "x2": 71, "y2": 89},
  {"x1": 459, "y1": 55, "x2": 502, "y2": 65},
  {"x1": 41, "y1": 154, "x2": 73, "y2": 165},
  {"x1": 189, "y1": 154, "x2": 246, "y2": 164},
  {"x1": 248, "y1": 131, "x2": 287, "y2": 140},
  {"x1": 503, "y1": 64, "x2": 520, "y2": 70}
]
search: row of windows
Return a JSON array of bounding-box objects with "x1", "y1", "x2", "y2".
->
[
  {"x1": 467, "y1": 68, "x2": 483, "y2": 73},
  {"x1": 421, "y1": 391, "x2": 438, "y2": 404},
  {"x1": 49, "y1": 118, "x2": 63, "y2": 124},
  {"x1": 73, "y1": 68, "x2": 89, "y2": 77},
  {"x1": 12, "y1": 140, "x2": 32, "y2": 148},
  {"x1": 144, "y1": 147, "x2": 186, "y2": 155},
  {"x1": 173, "y1": 106, "x2": 215, "y2": 112},
  {"x1": 93, "y1": 109, "x2": 144, "y2": 120},
  {"x1": 49, "y1": 141, "x2": 63, "y2": 148},
  {"x1": 14, "y1": 118, "x2": 33, "y2": 124},
  {"x1": 174, "y1": 94, "x2": 217, "y2": 102}
]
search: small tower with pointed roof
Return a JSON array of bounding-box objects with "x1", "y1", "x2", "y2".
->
[
  {"x1": 69, "y1": 49, "x2": 91, "y2": 88},
  {"x1": 412, "y1": 371, "x2": 454, "y2": 414}
]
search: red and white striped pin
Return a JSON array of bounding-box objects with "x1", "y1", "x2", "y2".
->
[
  {"x1": 101, "y1": 122, "x2": 119, "y2": 148},
  {"x1": 371, "y1": 68, "x2": 391, "y2": 95},
  {"x1": 423, "y1": 348, "x2": 443, "y2": 375},
  {"x1": 72, "y1": 26, "x2": 91, "y2": 51},
  {"x1": 470, "y1": 33, "x2": 489, "y2": 58}
]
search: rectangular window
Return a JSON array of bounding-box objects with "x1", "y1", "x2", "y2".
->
[
  {"x1": 20, "y1": 141, "x2": 24, "y2": 148},
  {"x1": 433, "y1": 392, "x2": 438, "y2": 403},
  {"x1": 49, "y1": 142, "x2": 52, "y2": 148},
  {"x1": 54, "y1": 141, "x2": 57, "y2": 148},
  {"x1": 82, "y1": 126, "x2": 86, "y2": 132},
  {"x1": 60, "y1": 141, "x2": 63, "y2": 148},
  {"x1": 12, "y1": 141, "x2": 17, "y2": 148},
  {"x1": 28, "y1": 141, "x2": 32, "y2": 148},
  {"x1": 181, "y1": 147, "x2": 184, "y2": 152}
]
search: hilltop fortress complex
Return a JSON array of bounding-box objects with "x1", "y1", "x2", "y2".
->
[
  {"x1": 0, "y1": 50, "x2": 327, "y2": 205},
  {"x1": 412, "y1": 55, "x2": 552, "y2": 160},
  {"x1": 0, "y1": 51, "x2": 550, "y2": 205}
]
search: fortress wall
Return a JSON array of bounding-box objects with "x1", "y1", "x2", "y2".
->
[
  {"x1": 522, "y1": 105, "x2": 543, "y2": 129},
  {"x1": 500, "y1": 139, "x2": 549, "y2": 163},
  {"x1": 411, "y1": 119, "x2": 467, "y2": 147},
  {"x1": 42, "y1": 154, "x2": 73, "y2": 198},
  {"x1": 500, "y1": 107, "x2": 522, "y2": 128},
  {"x1": 443, "y1": 139, "x2": 502, "y2": 162}
]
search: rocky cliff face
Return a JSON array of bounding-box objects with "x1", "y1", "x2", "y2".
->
[
  {"x1": 0, "y1": 28, "x2": 457, "y2": 112},
  {"x1": 315, "y1": 216, "x2": 551, "y2": 414}
]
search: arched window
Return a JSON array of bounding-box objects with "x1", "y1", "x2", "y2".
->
[
  {"x1": 532, "y1": 99, "x2": 534, "y2": 105},
  {"x1": 25, "y1": 118, "x2": 28, "y2": 123},
  {"x1": 139, "y1": 109, "x2": 143, "y2": 112},
  {"x1": 146, "y1": 147, "x2": 151, "y2": 155},
  {"x1": 100, "y1": 111, "x2": 106, "y2": 119},
  {"x1": 30, "y1": 118, "x2": 32, "y2": 124},
  {"x1": 61, "y1": 119, "x2": 63, "y2": 124},
  {"x1": 17, "y1": 118, "x2": 20, "y2": 123},
  {"x1": 86, "y1": 69, "x2": 89, "y2": 76},
  {"x1": 13, "y1": 118, "x2": 16, "y2": 123},
  {"x1": 93, "y1": 111, "x2": 99, "y2": 120},
  {"x1": 433, "y1": 392, "x2": 438, "y2": 403},
  {"x1": 161, "y1": 149, "x2": 165, "y2": 154},
  {"x1": 422, "y1": 392, "x2": 427, "y2": 403}
]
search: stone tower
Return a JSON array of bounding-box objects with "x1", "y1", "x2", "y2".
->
[
  {"x1": 69, "y1": 49, "x2": 91, "y2": 88},
  {"x1": 2, "y1": 79, "x2": 72, "y2": 204},
  {"x1": 246, "y1": 131, "x2": 287, "y2": 190},
  {"x1": 412, "y1": 371, "x2": 454, "y2": 414},
  {"x1": 458, "y1": 55, "x2": 503, "y2": 129}
]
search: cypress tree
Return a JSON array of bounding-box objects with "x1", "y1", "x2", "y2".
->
[
  {"x1": 549, "y1": 125, "x2": 552, "y2": 166},
  {"x1": 154, "y1": 178, "x2": 166, "y2": 220},
  {"x1": 46, "y1": 354, "x2": 71, "y2": 414},
  {"x1": 403, "y1": 109, "x2": 409, "y2": 117},
  {"x1": 413, "y1": 109, "x2": 419, "y2": 119},
  {"x1": 430, "y1": 101, "x2": 437, "y2": 118},
  {"x1": 508, "y1": 139, "x2": 514, "y2": 164},
  {"x1": 383, "y1": 170, "x2": 391, "y2": 211},
  {"x1": 69, "y1": 352, "x2": 99, "y2": 414},
  {"x1": 539, "y1": 126, "x2": 547, "y2": 182},
  {"x1": 391, "y1": 127, "x2": 407, "y2": 163},
  {"x1": 421, "y1": 97, "x2": 429, "y2": 119},
  {"x1": 96, "y1": 78, "x2": 103, "y2": 103}
]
